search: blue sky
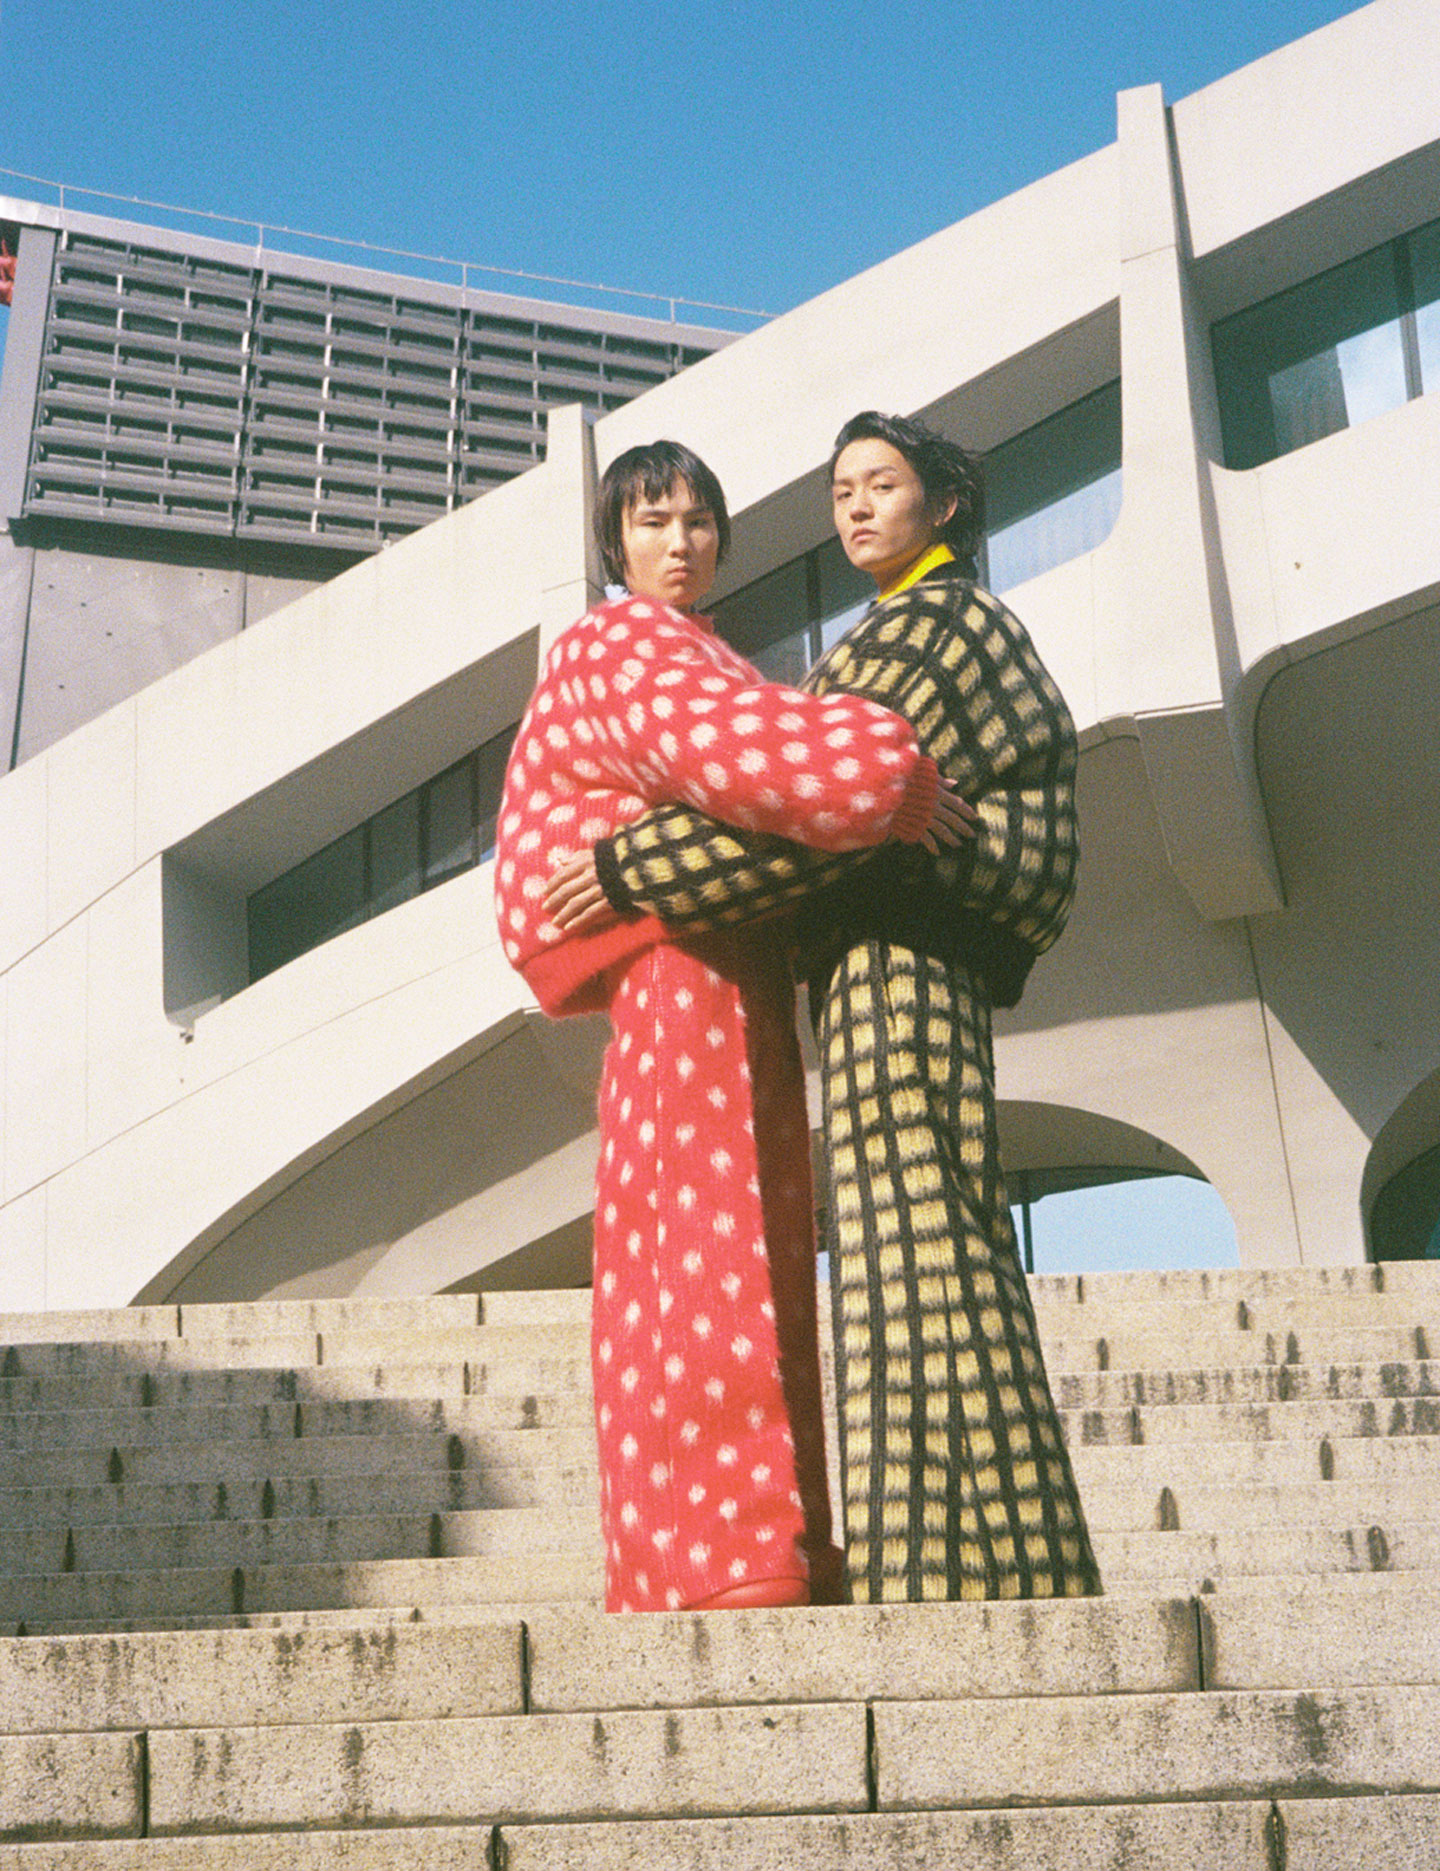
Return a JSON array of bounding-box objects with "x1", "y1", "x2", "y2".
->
[{"x1": 3, "y1": 0, "x2": 1364, "y2": 323}]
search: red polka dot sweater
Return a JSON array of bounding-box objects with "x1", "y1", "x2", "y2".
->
[{"x1": 495, "y1": 595, "x2": 939, "y2": 1017}]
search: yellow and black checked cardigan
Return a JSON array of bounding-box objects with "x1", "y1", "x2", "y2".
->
[{"x1": 594, "y1": 568, "x2": 1079, "y2": 1006}]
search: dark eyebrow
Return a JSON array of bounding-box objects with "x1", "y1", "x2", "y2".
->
[{"x1": 630, "y1": 498, "x2": 713, "y2": 520}]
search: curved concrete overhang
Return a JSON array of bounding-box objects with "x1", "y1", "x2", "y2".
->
[
  {"x1": 1175, "y1": 0, "x2": 1440, "y2": 292},
  {"x1": 1225, "y1": 391, "x2": 1440, "y2": 741},
  {"x1": 139, "y1": 1004, "x2": 607, "y2": 1306},
  {"x1": 1362, "y1": 1067, "x2": 1440, "y2": 1229},
  {"x1": 23, "y1": 866, "x2": 530, "y2": 1309}
]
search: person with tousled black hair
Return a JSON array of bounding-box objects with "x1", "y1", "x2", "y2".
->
[
  {"x1": 495, "y1": 438, "x2": 972, "y2": 1613},
  {"x1": 546, "y1": 413, "x2": 1101, "y2": 1604}
]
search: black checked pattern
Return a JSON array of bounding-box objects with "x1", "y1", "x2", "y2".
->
[{"x1": 822, "y1": 941, "x2": 1101, "y2": 1601}]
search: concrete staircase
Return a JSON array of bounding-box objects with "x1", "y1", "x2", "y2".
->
[{"x1": 2, "y1": 1264, "x2": 1438, "y2": 1866}]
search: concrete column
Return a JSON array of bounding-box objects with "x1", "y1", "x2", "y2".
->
[
  {"x1": 538, "y1": 404, "x2": 602, "y2": 658},
  {"x1": 0, "y1": 224, "x2": 55, "y2": 525},
  {"x1": 0, "y1": 531, "x2": 34, "y2": 770},
  {"x1": 0, "y1": 223, "x2": 54, "y2": 767},
  {"x1": 1110, "y1": 85, "x2": 1282, "y2": 921}
]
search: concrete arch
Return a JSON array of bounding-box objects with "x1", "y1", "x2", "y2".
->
[
  {"x1": 137, "y1": 1010, "x2": 606, "y2": 1305},
  {"x1": 996, "y1": 1099, "x2": 1239, "y2": 1274},
  {"x1": 1361, "y1": 1065, "x2": 1440, "y2": 1261}
]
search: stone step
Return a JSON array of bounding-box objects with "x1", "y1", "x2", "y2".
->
[
  {"x1": 2, "y1": 1798, "x2": 1436, "y2": 1870},
  {"x1": 8, "y1": 1318, "x2": 1439, "y2": 1384},
  {"x1": 5, "y1": 1602, "x2": 572, "y2": 1639},
  {"x1": 1048, "y1": 1357, "x2": 1439, "y2": 1410},
  {"x1": 1090, "y1": 1522, "x2": 1440, "y2": 1587},
  {"x1": 491, "y1": 1797, "x2": 1440, "y2": 1871},
  {"x1": 6, "y1": 1457, "x2": 1435, "y2": 1555},
  {"x1": 1058, "y1": 1393, "x2": 1440, "y2": 1446},
  {"x1": 0, "y1": 1368, "x2": 594, "y2": 1434},
  {"x1": 0, "y1": 1291, "x2": 585, "y2": 1348},
  {"x1": 0, "y1": 1803, "x2": 1421, "y2": 1871},
  {"x1": 0, "y1": 1417, "x2": 596, "y2": 1494},
  {"x1": 1107, "y1": 1568, "x2": 1440, "y2": 1600},
  {"x1": 1040, "y1": 1323, "x2": 1437, "y2": 1372},
  {"x1": 0, "y1": 1550, "x2": 603, "y2": 1631},
  {"x1": 4, "y1": 1286, "x2": 1436, "y2": 1366},
  {"x1": 523, "y1": 1585, "x2": 1440, "y2": 1707},
  {"x1": 0, "y1": 1322, "x2": 591, "y2": 1378},
  {"x1": 0, "y1": 1457, "x2": 599, "y2": 1528},
  {"x1": 2, "y1": 1260, "x2": 1433, "y2": 1347},
  {"x1": 5, "y1": 1425, "x2": 1433, "y2": 1525},
  {"x1": 0, "y1": 1388, "x2": 592, "y2": 1459},
  {"x1": 5, "y1": 1362, "x2": 1436, "y2": 1466},
  {"x1": 6, "y1": 1350, "x2": 1436, "y2": 1433},
  {"x1": 3, "y1": 1398, "x2": 1434, "y2": 1522},
  {"x1": 0, "y1": 1619, "x2": 526, "y2": 1734},
  {"x1": 0, "y1": 1359, "x2": 599, "y2": 1414},
  {"x1": 0, "y1": 1598, "x2": 1195, "y2": 1735},
  {"x1": 1197, "y1": 1580, "x2": 1440, "y2": 1689},
  {"x1": 17, "y1": 1564, "x2": 1440, "y2": 1636},
  {"x1": 1071, "y1": 1431, "x2": 1440, "y2": 1486},
  {"x1": 0, "y1": 1368, "x2": 433, "y2": 1414},
  {"x1": 1029, "y1": 1263, "x2": 1440, "y2": 1305},
  {"x1": 8, "y1": 1515, "x2": 1438, "y2": 1635},
  {"x1": 0, "y1": 1503, "x2": 599, "y2": 1580},
  {"x1": 867, "y1": 1683, "x2": 1440, "y2": 1810},
  {"x1": 0, "y1": 1729, "x2": 144, "y2": 1843},
  {"x1": 1078, "y1": 1474, "x2": 1440, "y2": 1533},
  {"x1": 3, "y1": 1682, "x2": 1427, "y2": 1838},
  {"x1": 1042, "y1": 1291, "x2": 1440, "y2": 1335}
]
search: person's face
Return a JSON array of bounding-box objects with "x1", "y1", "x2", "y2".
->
[
  {"x1": 620, "y1": 478, "x2": 720, "y2": 610},
  {"x1": 831, "y1": 438, "x2": 954, "y2": 589}
]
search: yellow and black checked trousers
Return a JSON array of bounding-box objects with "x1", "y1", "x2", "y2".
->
[{"x1": 820, "y1": 939, "x2": 1102, "y2": 1602}]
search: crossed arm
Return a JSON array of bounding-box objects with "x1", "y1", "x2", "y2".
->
[
  {"x1": 546, "y1": 584, "x2": 1078, "y2": 968},
  {"x1": 545, "y1": 787, "x2": 975, "y2": 935}
]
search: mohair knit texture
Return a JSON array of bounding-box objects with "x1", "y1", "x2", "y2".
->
[
  {"x1": 495, "y1": 594, "x2": 939, "y2": 1020},
  {"x1": 595, "y1": 566, "x2": 1077, "y2": 1009},
  {"x1": 587, "y1": 567, "x2": 1098, "y2": 1603},
  {"x1": 494, "y1": 593, "x2": 939, "y2": 1610}
]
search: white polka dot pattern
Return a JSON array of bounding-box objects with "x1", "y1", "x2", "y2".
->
[
  {"x1": 493, "y1": 594, "x2": 875, "y2": 1610},
  {"x1": 493, "y1": 596, "x2": 927, "y2": 998},
  {"x1": 592, "y1": 935, "x2": 835, "y2": 1610}
]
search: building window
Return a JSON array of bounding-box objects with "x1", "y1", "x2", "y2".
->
[
  {"x1": 1212, "y1": 215, "x2": 1440, "y2": 470},
  {"x1": 712, "y1": 537, "x2": 870, "y2": 683},
  {"x1": 246, "y1": 726, "x2": 515, "y2": 983},
  {"x1": 981, "y1": 381, "x2": 1122, "y2": 593},
  {"x1": 711, "y1": 385, "x2": 1122, "y2": 667},
  {"x1": 1369, "y1": 1142, "x2": 1440, "y2": 1262}
]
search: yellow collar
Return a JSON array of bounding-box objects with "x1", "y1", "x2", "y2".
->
[{"x1": 877, "y1": 542, "x2": 955, "y2": 601}]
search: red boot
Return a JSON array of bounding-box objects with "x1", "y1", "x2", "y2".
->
[{"x1": 687, "y1": 1576, "x2": 809, "y2": 1610}]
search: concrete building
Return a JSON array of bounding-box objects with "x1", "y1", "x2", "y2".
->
[
  {"x1": 0, "y1": 199, "x2": 735, "y2": 767},
  {"x1": 2, "y1": 0, "x2": 1438, "y2": 1314}
]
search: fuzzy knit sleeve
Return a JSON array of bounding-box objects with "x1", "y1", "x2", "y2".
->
[
  {"x1": 573, "y1": 599, "x2": 939, "y2": 852},
  {"x1": 593, "y1": 807, "x2": 865, "y2": 933},
  {"x1": 596, "y1": 579, "x2": 1079, "y2": 1002},
  {"x1": 494, "y1": 594, "x2": 939, "y2": 1016}
]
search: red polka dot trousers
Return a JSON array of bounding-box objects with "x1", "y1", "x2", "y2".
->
[{"x1": 592, "y1": 931, "x2": 837, "y2": 1611}]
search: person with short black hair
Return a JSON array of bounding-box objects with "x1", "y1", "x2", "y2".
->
[
  {"x1": 591, "y1": 438, "x2": 732, "y2": 589},
  {"x1": 496, "y1": 438, "x2": 971, "y2": 1613},
  {"x1": 547, "y1": 413, "x2": 1101, "y2": 1604}
]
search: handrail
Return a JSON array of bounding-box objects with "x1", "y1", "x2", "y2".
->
[{"x1": 0, "y1": 167, "x2": 774, "y2": 329}]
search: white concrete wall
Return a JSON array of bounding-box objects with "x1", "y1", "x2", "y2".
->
[{"x1": 2, "y1": 0, "x2": 1439, "y2": 1306}]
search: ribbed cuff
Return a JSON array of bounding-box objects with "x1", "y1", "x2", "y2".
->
[
  {"x1": 594, "y1": 837, "x2": 633, "y2": 913},
  {"x1": 888, "y1": 754, "x2": 940, "y2": 844}
]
